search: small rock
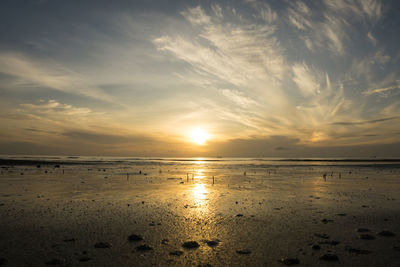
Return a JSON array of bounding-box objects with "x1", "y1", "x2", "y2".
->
[
  {"x1": 236, "y1": 214, "x2": 244, "y2": 217},
  {"x1": 345, "y1": 246, "x2": 371, "y2": 255},
  {"x1": 311, "y1": 244, "x2": 321, "y2": 250},
  {"x1": 321, "y1": 219, "x2": 334, "y2": 224},
  {"x1": 169, "y1": 250, "x2": 184, "y2": 256},
  {"x1": 78, "y1": 257, "x2": 91, "y2": 262},
  {"x1": 356, "y1": 228, "x2": 370, "y2": 233},
  {"x1": 314, "y1": 233, "x2": 329, "y2": 239},
  {"x1": 236, "y1": 249, "x2": 251, "y2": 255},
  {"x1": 359, "y1": 234, "x2": 375, "y2": 240},
  {"x1": 94, "y1": 242, "x2": 112, "y2": 248},
  {"x1": 128, "y1": 234, "x2": 143, "y2": 242},
  {"x1": 279, "y1": 257, "x2": 300, "y2": 265},
  {"x1": 319, "y1": 254, "x2": 339, "y2": 261},
  {"x1": 161, "y1": 239, "x2": 169, "y2": 245},
  {"x1": 377, "y1": 230, "x2": 395, "y2": 237},
  {"x1": 319, "y1": 240, "x2": 340, "y2": 246},
  {"x1": 46, "y1": 259, "x2": 64, "y2": 265},
  {"x1": 206, "y1": 240, "x2": 219, "y2": 247},
  {"x1": 63, "y1": 238, "x2": 76, "y2": 242},
  {"x1": 0, "y1": 258, "x2": 8, "y2": 266},
  {"x1": 136, "y1": 244, "x2": 153, "y2": 251},
  {"x1": 182, "y1": 241, "x2": 200, "y2": 249}
]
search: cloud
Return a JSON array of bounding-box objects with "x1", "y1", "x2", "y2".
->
[
  {"x1": 331, "y1": 116, "x2": 399, "y2": 126},
  {"x1": 62, "y1": 130, "x2": 154, "y2": 145},
  {"x1": 367, "y1": 32, "x2": 377, "y2": 46},
  {"x1": 363, "y1": 84, "x2": 400, "y2": 96},
  {"x1": 292, "y1": 63, "x2": 322, "y2": 96},
  {"x1": 211, "y1": 4, "x2": 223, "y2": 19},
  {"x1": 0, "y1": 53, "x2": 113, "y2": 103},
  {"x1": 180, "y1": 6, "x2": 210, "y2": 25},
  {"x1": 221, "y1": 89, "x2": 257, "y2": 108}
]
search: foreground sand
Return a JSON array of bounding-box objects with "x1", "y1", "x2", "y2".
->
[{"x1": 0, "y1": 160, "x2": 400, "y2": 266}]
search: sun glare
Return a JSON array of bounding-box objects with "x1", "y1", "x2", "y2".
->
[{"x1": 190, "y1": 128, "x2": 209, "y2": 145}]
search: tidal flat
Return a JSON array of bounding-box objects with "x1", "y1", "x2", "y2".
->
[{"x1": 0, "y1": 157, "x2": 399, "y2": 266}]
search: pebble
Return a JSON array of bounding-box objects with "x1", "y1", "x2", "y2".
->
[
  {"x1": 63, "y1": 238, "x2": 76, "y2": 242},
  {"x1": 206, "y1": 240, "x2": 219, "y2": 247},
  {"x1": 377, "y1": 230, "x2": 395, "y2": 237},
  {"x1": 319, "y1": 254, "x2": 339, "y2": 261},
  {"x1": 359, "y1": 234, "x2": 375, "y2": 240},
  {"x1": 0, "y1": 258, "x2": 8, "y2": 266},
  {"x1": 161, "y1": 239, "x2": 169, "y2": 245},
  {"x1": 136, "y1": 244, "x2": 153, "y2": 251},
  {"x1": 311, "y1": 244, "x2": 321, "y2": 250},
  {"x1": 314, "y1": 233, "x2": 329, "y2": 239},
  {"x1": 128, "y1": 234, "x2": 143, "y2": 242},
  {"x1": 78, "y1": 256, "x2": 91, "y2": 262},
  {"x1": 94, "y1": 242, "x2": 112, "y2": 248},
  {"x1": 319, "y1": 240, "x2": 340, "y2": 246},
  {"x1": 279, "y1": 257, "x2": 300, "y2": 265},
  {"x1": 182, "y1": 241, "x2": 200, "y2": 249},
  {"x1": 236, "y1": 249, "x2": 251, "y2": 255},
  {"x1": 345, "y1": 246, "x2": 371, "y2": 255},
  {"x1": 169, "y1": 250, "x2": 184, "y2": 256},
  {"x1": 236, "y1": 214, "x2": 244, "y2": 217},
  {"x1": 46, "y1": 259, "x2": 64, "y2": 265}
]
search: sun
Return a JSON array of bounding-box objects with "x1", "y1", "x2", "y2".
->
[{"x1": 190, "y1": 128, "x2": 209, "y2": 145}]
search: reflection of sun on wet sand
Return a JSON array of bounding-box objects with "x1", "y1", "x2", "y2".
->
[{"x1": 0, "y1": 157, "x2": 400, "y2": 266}]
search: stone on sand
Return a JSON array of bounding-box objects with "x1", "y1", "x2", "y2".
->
[
  {"x1": 136, "y1": 244, "x2": 153, "y2": 251},
  {"x1": 236, "y1": 249, "x2": 251, "y2": 255},
  {"x1": 128, "y1": 234, "x2": 143, "y2": 242},
  {"x1": 319, "y1": 254, "x2": 339, "y2": 261},
  {"x1": 279, "y1": 257, "x2": 300, "y2": 265},
  {"x1": 377, "y1": 230, "x2": 395, "y2": 237},
  {"x1": 182, "y1": 241, "x2": 200, "y2": 249},
  {"x1": 94, "y1": 242, "x2": 112, "y2": 248}
]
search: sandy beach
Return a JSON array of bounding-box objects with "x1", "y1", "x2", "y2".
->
[{"x1": 0, "y1": 157, "x2": 399, "y2": 266}]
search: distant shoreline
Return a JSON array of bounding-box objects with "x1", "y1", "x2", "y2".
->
[{"x1": 2, "y1": 157, "x2": 400, "y2": 168}]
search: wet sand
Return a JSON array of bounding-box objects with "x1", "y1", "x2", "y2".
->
[{"x1": 0, "y1": 159, "x2": 400, "y2": 266}]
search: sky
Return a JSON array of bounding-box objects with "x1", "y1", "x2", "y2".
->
[{"x1": 0, "y1": 0, "x2": 400, "y2": 157}]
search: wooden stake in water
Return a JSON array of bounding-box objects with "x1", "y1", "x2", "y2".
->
[{"x1": 212, "y1": 176, "x2": 215, "y2": 185}]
